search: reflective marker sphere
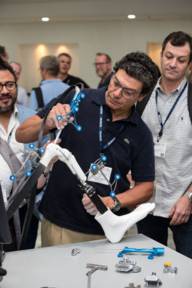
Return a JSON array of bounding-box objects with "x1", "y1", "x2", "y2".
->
[
  {"x1": 110, "y1": 191, "x2": 116, "y2": 198},
  {"x1": 115, "y1": 174, "x2": 121, "y2": 181},
  {"x1": 28, "y1": 143, "x2": 35, "y2": 150},
  {"x1": 26, "y1": 171, "x2": 32, "y2": 177},
  {"x1": 76, "y1": 125, "x2": 82, "y2": 132},
  {"x1": 10, "y1": 175, "x2": 16, "y2": 181},
  {"x1": 56, "y1": 115, "x2": 63, "y2": 121},
  {"x1": 101, "y1": 154, "x2": 107, "y2": 162},
  {"x1": 39, "y1": 147, "x2": 45, "y2": 154}
]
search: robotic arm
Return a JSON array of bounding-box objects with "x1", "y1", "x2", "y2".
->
[{"x1": 8, "y1": 143, "x2": 155, "y2": 243}]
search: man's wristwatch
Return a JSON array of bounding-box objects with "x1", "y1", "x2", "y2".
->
[
  {"x1": 111, "y1": 195, "x2": 121, "y2": 212},
  {"x1": 185, "y1": 191, "x2": 192, "y2": 203}
]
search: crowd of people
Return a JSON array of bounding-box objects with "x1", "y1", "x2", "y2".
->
[{"x1": 1, "y1": 30, "x2": 192, "y2": 259}]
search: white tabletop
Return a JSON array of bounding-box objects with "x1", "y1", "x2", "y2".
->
[{"x1": 2, "y1": 234, "x2": 192, "y2": 288}]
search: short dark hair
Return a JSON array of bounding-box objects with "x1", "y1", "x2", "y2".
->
[
  {"x1": 162, "y1": 31, "x2": 192, "y2": 62},
  {"x1": 40, "y1": 55, "x2": 59, "y2": 76},
  {"x1": 0, "y1": 46, "x2": 7, "y2": 57},
  {"x1": 0, "y1": 57, "x2": 17, "y2": 81},
  {"x1": 58, "y1": 52, "x2": 72, "y2": 61},
  {"x1": 114, "y1": 52, "x2": 160, "y2": 97},
  {"x1": 96, "y1": 52, "x2": 112, "y2": 63}
]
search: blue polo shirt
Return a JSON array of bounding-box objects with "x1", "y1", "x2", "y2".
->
[
  {"x1": 30, "y1": 79, "x2": 69, "y2": 111},
  {"x1": 38, "y1": 88, "x2": 154, "y2": 235}
]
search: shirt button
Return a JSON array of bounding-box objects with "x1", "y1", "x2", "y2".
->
[{"x1": 106, "y1": 118, "x2": 110, "y2": 122}]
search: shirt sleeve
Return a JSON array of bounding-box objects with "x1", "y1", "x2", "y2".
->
[
  {"x1": 131, "y1": 128, "x2": 155, "y2": 182},
  {"x1": 36, "y1": 89, "x2": 75, "y2": 118}
]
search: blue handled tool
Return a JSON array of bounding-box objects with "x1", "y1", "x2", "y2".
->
[{"x1": 118, "y1": 247, "x2": 164, "y2": 260}]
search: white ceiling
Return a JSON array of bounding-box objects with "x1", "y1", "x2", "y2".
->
[{"x1": 0, "y1": 0, "x2": 192, "y2": 24}]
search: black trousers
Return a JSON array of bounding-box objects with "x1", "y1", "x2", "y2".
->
[{"x1": 137, "y1": 214, "x2": 192, "y2": 259}]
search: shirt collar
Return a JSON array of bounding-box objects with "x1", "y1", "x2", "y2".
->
[
  {"x1": 91, "y1": 87, "x2": 139, "y2": 126},
  {"x1": 156, "y1": 77, "x2": 188, "y2": 95},
  {"x1": 41, "y1": 79, "x2": 62, "y2": 85},
  {"x1": 13, "y1": 105, "x2": 19, "y2": 117}
]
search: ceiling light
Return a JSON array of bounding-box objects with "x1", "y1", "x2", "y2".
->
[
  {"x1": 41, "y1": 17, "x2": 50, "y2": 22},
  {"x1": 127, "y1": 14, "x2": 136, "y2": 19}
]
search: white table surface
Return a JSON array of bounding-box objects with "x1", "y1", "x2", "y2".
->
[{"x1": 1, "y1": 234, "x2": 192, "y2": 288}]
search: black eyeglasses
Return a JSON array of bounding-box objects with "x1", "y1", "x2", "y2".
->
[
  {"x1": 0, "y1": 81, "x2": 17, "y2": 92},
  {"x1": 94, "y1": 62, "x2": 109, "y2": 66},
  {"x1": 111, "y1": 75, "x2": 141, "y2": 99}
]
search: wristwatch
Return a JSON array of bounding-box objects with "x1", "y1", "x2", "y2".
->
[
  {"x1": 185, "y1": 191, "x2": 192, "y2": 203},
  {"x1": 111, "y1": 195, "x2": 121, "y2": 212}
]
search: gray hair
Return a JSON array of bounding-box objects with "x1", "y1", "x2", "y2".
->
[{"x1": 40, "y1": 55, "x2": 59, "y2": 76}]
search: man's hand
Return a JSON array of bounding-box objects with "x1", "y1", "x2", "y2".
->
[
  {"x1": 169, "y1": 195, "x2": 192, "y2": 225},
  {"x1": 46, "y1": 103, "x2": 72, "y2": 130},
  {"x1": 82, "y1": 194, "x2": 114, "y2": 216},
  {"x1": 82, "y1": 194, "x2": 99, "y2": 216}
]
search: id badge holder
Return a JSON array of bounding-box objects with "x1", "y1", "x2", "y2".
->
[
  {"x1": 88, "y1": 165, "x2": 112, "y2": 185},
  {"x1": 154, "y1": 142, "x2": 166, "y2": 158}
]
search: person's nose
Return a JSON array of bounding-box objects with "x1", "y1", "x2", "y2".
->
[
  {"x1": 169, "y1": 58, "x2": 177, "y2": 68},
  {"x1": 113, "y1": 87, "x2": 122, "y2": 98}
]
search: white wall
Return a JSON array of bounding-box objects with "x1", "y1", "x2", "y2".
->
[{"x1": 0, "y1": 19, "x2": 192, "y2": 90}]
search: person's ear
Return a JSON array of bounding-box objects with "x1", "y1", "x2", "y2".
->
[{"x1": 137, "y1": 94, "x2": 145, "y2": 102}]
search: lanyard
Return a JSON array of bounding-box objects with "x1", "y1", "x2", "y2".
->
[
  {"x1": 99, "y1": 105, "x2": 124, "y2": 151},
  {"x1": 155, "y1": 82, "x2": 187, "y2": 142}
]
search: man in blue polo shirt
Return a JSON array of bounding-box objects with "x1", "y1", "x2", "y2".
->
[{"x1": 16, "y1": 52, "x2": 160, "y2": 246}]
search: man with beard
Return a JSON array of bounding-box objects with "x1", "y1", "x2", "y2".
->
[
  {"x1": 0, "y1": 58, "x2": 38, "y2": 251},
  {"x1": 137, "y1": 31, "x2": 192, "y2": 258}
]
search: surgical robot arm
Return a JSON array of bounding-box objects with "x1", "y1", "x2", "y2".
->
[{"x1": 8, "y1": 143, "x2": 155, "y2": 243}]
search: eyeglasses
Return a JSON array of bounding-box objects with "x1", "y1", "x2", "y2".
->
[
  {"x1": 110, "y1": 75, "x2": 141, "y2": 99},
  {"x1": 0, "y1": 81, "x2": 17, "y2": 92},
  {"x1": 94, "y1": 62, "x2": 109, "y2": 66}
]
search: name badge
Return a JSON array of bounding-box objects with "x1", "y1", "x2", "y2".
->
[
  {"x1": 154, "y1": 143, "x2": 166, "y2": 158},
  {"x1": 88, "y1": 166, "x2": 112, "y2": 185}
]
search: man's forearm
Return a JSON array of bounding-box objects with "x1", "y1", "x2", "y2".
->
[
  {"x1": 115, "y1": 181, "x2": 154, "y2": 209},
  {"x1": 16, "y1": 115, "x2": 50, "y2": 143}
]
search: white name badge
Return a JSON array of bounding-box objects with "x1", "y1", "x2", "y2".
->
[
  {"x1": 154, "y1": 143, "x2": 166, "y2": 158},
  {"x1": 88, "y1": 166, "x2": 112, "y2": 185}
]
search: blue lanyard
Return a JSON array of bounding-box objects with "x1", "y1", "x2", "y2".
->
[
  {"x1": 99, "y1": 105, "x2": 116, "y2": 151},
  {"x1": 155, "y1": 81, "x2": 187, "y2": 142},
  {"x1": 99, "y1": 106, "x2": 124, "y2": 151}
]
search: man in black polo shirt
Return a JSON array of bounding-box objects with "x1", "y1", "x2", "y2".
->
[
  {"x1": 16, "y1": 52, "x2": 159, "y2": 246},
  {"x1": 58, "y1": 52, "x2": 89, "y2": 88}
]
